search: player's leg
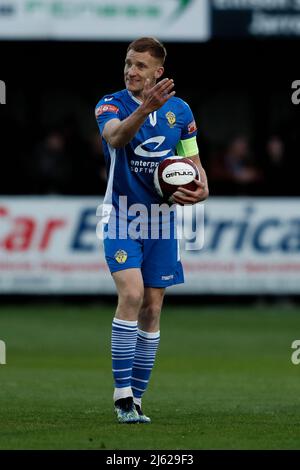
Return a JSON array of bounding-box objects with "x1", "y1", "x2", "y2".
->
[
  {"x1": 131, "y1": 287, "x2": 165, "y2": 423},
  {"x1": 113, "y1": 268, "x2": 144, "y2": 322},
  {"x1": 111, "y1": 268, "x2": 144, "y2": 423},
  {"x1": 103, "y1": 232, "x2": 144, "y2": 423},
  {"x1": 130, "y1": 234, "x2": 184, "y2": 422},
  {"x1": 138, "y1": 287, "x2": 165, "y2": 332}
]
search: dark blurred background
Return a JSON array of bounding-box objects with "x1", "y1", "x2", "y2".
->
[{"x1": 1, "y1": 39, "x2": 299, "y2": 198}]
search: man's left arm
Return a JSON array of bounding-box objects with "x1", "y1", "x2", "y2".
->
[
  {"x1": 172, "y1": 104, "x2": 209, "y2": 205},
  {"x1": 172, "y1": 150, "x2": 209, "y2": 205}
]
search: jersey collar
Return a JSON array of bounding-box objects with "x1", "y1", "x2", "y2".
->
[{"x1": 127, "y1": 90, "x2": 142, "y2": 106}]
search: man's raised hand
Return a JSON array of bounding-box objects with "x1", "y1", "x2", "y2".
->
[{"x1": 142, "y1": 78, "x2": 175, "y2": 113}]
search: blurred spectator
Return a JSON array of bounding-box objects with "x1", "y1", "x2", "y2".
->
[
  {"x1": 209, "y1": 135, "x2": 263, "y2": 195},
  {"x1": 29, "y1": 118, "x2": 107, "y2": 195},
  {"x1": 85, "y1": 131, "x2": 107, "y2": 195},
  {"x1": 31, "y1": 128, "x2": 73, "y2": 194},
  {"x1": 60, "y1": 117, "x2": 107, "y2": 195},
  {"x1": 60, "y1": 116, "x2": 90, "y2": 194},
  {"x1": 262, "y1": 135, "x2": 288, "y2": 195},
  {"x1": 224, "y1": 136, "x2": 262, "y2": 185}
]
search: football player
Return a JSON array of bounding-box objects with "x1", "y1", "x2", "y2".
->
[{"x1": 95, "y1": 37, "x2": 209, "y2": 423}]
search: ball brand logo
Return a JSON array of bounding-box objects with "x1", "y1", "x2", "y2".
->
[
  {"x1": 166, "y1": 170, "x2": 194, "y2": 178},
  {"x1": 0, "y1": 80, "x2": 6, "y2": 104},
  {"x1": 0, "y1": 340, "x2": 6, "y2": 365}
]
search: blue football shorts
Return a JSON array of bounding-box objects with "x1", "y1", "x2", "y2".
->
[{"x1": 103, "y1": 224, "x2": 184, "y2": 288}]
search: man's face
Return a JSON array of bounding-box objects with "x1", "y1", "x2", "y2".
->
[{"x1": 124, "y1": 49, "x2": 164, "y2": 97}]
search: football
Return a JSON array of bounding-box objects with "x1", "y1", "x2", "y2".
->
[{"x1": 154, "y1": 156, "x2": 200, "y2": 202}]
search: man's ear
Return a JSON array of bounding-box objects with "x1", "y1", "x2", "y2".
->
[{"x1": 155, "y1": 66, "x2": 164, "y2": 80}]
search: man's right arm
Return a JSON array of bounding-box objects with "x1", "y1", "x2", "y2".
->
[
  {"x1": 102, "y1": 106, "x2": 149, "y2": 149},
  {"x1": 102, "y1": 78, "x2": 175, "y2": 148}
]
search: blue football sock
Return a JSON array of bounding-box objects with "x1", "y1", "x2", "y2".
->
[
  {"x1": 111, "y1": 318, "x2": 138, "y2": 401},
  {"x1": 131, "y1": 329, "x2": 160, "y2": 404}
]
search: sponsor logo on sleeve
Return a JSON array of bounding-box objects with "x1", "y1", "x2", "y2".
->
[
  {"x1": 95, "y1": 104, "x2": 119, "y2": 117},
  {"x1": 188, "y1": 120, "x2": 197, "y2": 134}
]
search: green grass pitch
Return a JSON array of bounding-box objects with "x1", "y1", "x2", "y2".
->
[{"x1": 0, "y1": 303, "x2": 300, "y2": 450}]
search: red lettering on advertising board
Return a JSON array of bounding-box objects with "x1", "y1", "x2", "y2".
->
[
  {"x1": 0, "y1": 207, "x2": 66, "y2": 252},
  {"x1": 39, "y1": 219, "x2": 66, "y2": 250}
]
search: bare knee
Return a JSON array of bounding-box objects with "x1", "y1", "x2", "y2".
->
[
  {"x1": 120, "y1": 289, "x2": 144, "y2": 310},
  {"x1": 116, "y1": 288, "x2": 144, "y2": 321},
  {"x1": 113, "y1": 269, "x2": 144, "y2": 321}
]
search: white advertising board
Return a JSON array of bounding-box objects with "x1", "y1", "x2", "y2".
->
[
  {"x1": 0, "y1": 197, "x2": 300, "y2": 294},
  {"x1": 0, "y1": 0, "x2": 209, "y2": 41}
]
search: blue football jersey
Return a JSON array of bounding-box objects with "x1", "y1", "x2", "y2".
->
[{"x1": 95, "y1": 88, "x2": 197, "y2": 214}]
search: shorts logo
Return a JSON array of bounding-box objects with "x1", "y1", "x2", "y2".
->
[
  {"x1": 161, "y1": 274, "x2": 174, "y2": 280},
  {"x1": 95, "y1": 104, "x2": 119, "y2": 117},
  {"x1": 188, "y1": 120, "x2": 197, "y2": 134},
  {"x1": 114, "y1": 249, "x2": 128, "y2": 264},
  {"x1": 166, "y1": 111, "x2": 176, "y2": 128}
]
